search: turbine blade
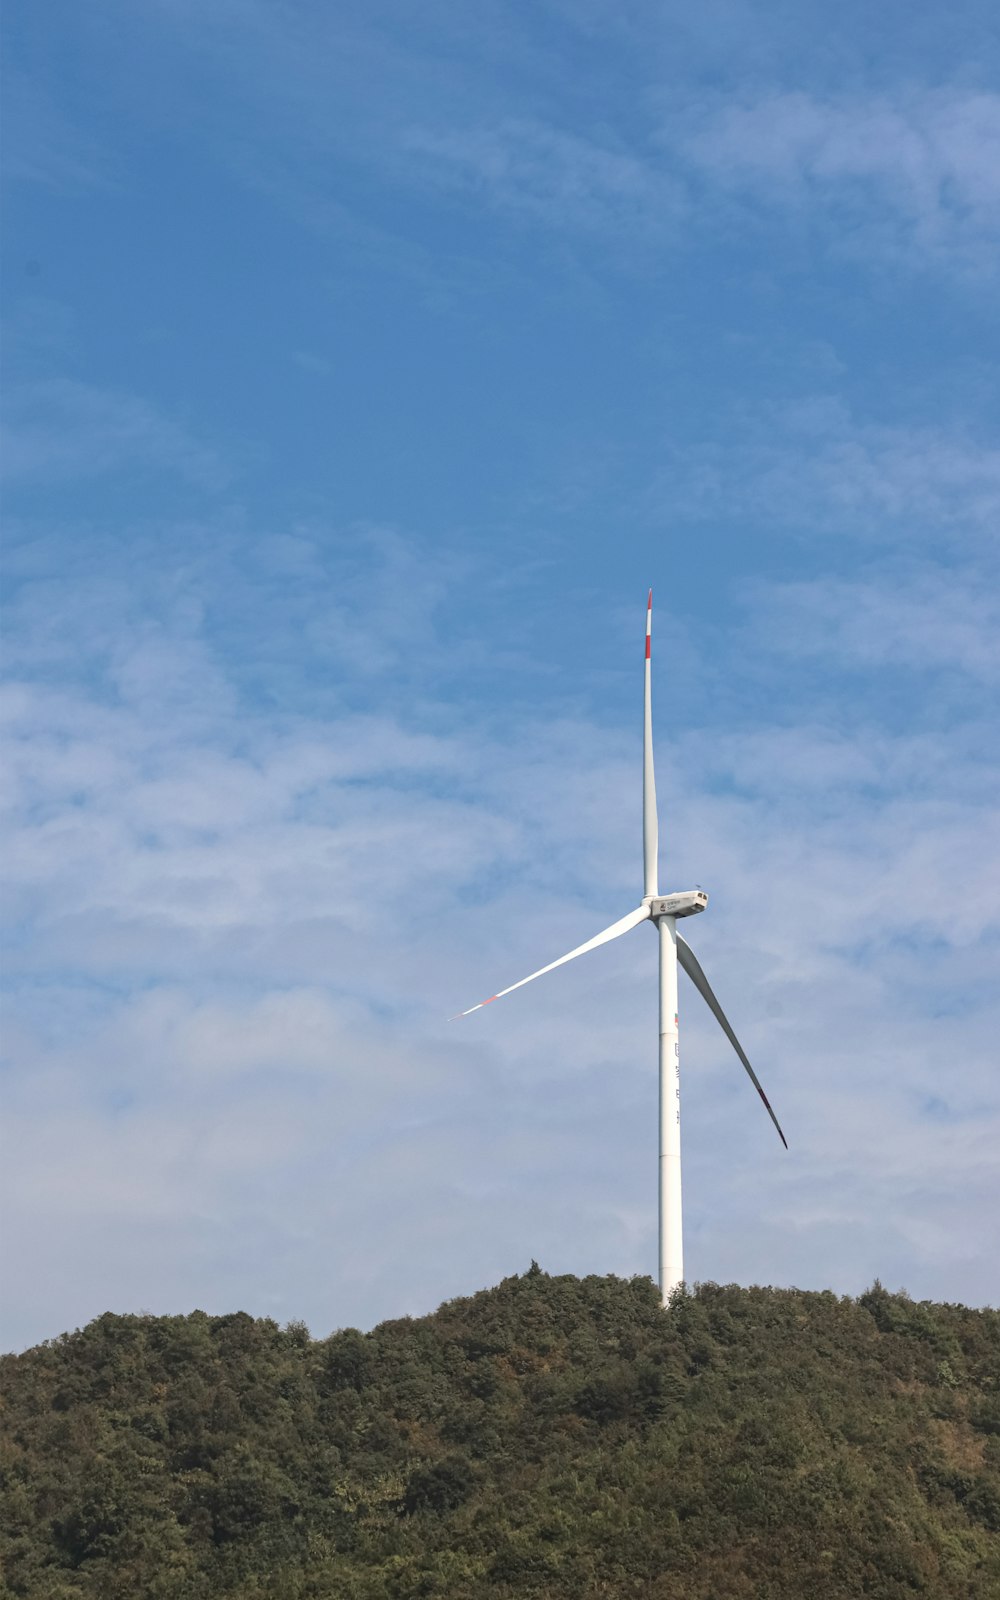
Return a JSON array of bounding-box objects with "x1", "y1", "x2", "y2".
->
[
  {"x1": 676, "y1": 934, "x2": 788, "y2": 1149},
  {"x1": 450, "y1": 904, "x2": 650, "y2": 1019},
  {"x1": 643, "y1": 589, "x2": 658, "y2": 899}
]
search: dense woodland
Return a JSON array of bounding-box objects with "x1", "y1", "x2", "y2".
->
[{"x1": 2, "y1": 1269, "x2": 999, "y2": 1598}]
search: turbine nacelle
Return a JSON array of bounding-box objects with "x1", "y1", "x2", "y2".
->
[{"x1": 646, "y1": 890, "x2": 708, "y2": 919}]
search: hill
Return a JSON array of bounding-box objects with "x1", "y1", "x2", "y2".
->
[{"x1": 1, "y1": 1270, "x2": 999, "y2": 1598}]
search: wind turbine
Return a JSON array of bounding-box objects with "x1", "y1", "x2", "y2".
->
[{"x1": 452, "y1": 590, "x2": 787, "y2": 1305}]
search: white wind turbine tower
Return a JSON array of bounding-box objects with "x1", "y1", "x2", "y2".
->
[{"x1": 452, "y1": 590, "x2": 787, "y2": 1305}]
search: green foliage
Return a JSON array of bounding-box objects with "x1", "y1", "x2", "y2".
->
[
  {"x1": 2, "y1": 1275, "x2": 999, "y2": 1597},
  {"x1": 402, "y1": 1455, "x2": 475, "y2": 1515}
]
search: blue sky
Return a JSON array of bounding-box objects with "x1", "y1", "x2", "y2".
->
[{"x1": 2, "y1": 0, "x2": 998, "y2": 1350}]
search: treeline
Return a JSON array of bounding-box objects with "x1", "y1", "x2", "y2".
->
[{"x1": 2, "y1": 1269, "x2": 999, "y2": 1597}]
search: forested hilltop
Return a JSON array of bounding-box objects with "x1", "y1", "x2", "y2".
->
[{"x1": 2, "y1": 1271, "x2": 999, "y2": 1599}]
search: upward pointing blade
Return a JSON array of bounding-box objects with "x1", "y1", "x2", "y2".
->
[
  {"x1": 450, "y1": 904, "x2": 650, "y2": 1019},
  {"x1": 643, "y1": 589, "x2": 658, "y2": 899},
  {"x1": 676, "y1": 934, "x2": 788, "y2": 1149}
]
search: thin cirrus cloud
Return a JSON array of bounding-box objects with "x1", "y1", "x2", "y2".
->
[
  {"x1": 1, "y1": 378, "x2": 229, "y2": 490},
  {"x1": 404, "y1": 85, "x2": 1000, "y2": 273},
  {"x1": 11, "y1": 7, "x2": 997, "y2": 281},
  {"x1": 0, "y1": 70, "x2": 117, "y2": 193},
  {"x1": 677, "y1": 88, "x2": 1000, "y2": 269},
  {"x1": 746, "y1": 570, "x2": 1000, "y2": 682},
  {"x1": 652, "y1": 398, "x2": 1000, "y2": 547},
  {"x1": 403, "y1": 119, "x2": 677, "y2": 234}
]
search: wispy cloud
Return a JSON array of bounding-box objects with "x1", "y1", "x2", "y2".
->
[
  {"x1": 1, "y1": 72, "x2": 117, "y2": 192},
  {"x1": 23, "y1": 5, "x2": 996, "y2": 284},
  {"x1": 678, "y1": 88, "x2": 1000, "y2": 271},
  {"x1": 404, "y1": 119, "x2": 678, "y2": 235},
  {"x1": 397, "y1": 84, "x2": 1000, "y2": 276},
  {"x1": 655, "y1": 397, "x2": 1000, "y2": 546},
  {"x1": 1, "y1": 379, "x2": 228, "y2": 490},
  {"x1": 747, "y1": 567, "x2": 1000, "y2": 682}
]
